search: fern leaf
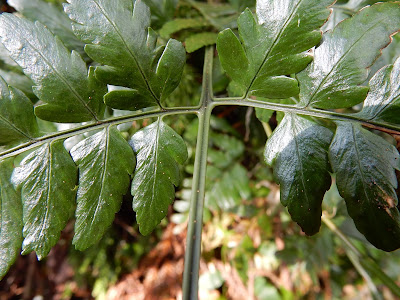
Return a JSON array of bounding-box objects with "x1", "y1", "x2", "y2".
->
[
  {"x1": 265, "y1": 114, "x2": 333, "y2": 235},
  {"x1": 8, "y1": 0, "x2": 86, "y2": 55},
  {"x1": 160, "y1": 18, "x2": 209, "y2": 38},
  {"x1": 207, "y1": 163, "x2": 250, "y2": 210},
  {"x1": 358, "y1": 56, "x2": 400, "y2": 123},
  {"x1": 130, "y1": 119, "x2": 187, "y2": 235},
  {"x1": 0, "y1": 158, "x2": 23, "y2": 279},
  {"x1": 217, "y1": 0, "x2": 334, "y2": 98},
  {"x1": 298, "y1": 3, "x2": 400, "y2": 109},
  {"x1": 329, "y1": 122, "x2": 400, "y2": 251},
  {"x1": 185, "y1": 32, "x2": 218, "y2": 53},
  {"x1": 12, "y1": 140, "x2": 77, "y2": 259},
  {"x1": 0, "y1": 76, "x2": 38, "y2": 146},
  {"x1": 70, "y1": 126, "x2": 135, "y2": 250},
  {"x1": 0, "y1": 14, "x2": 106, "y2": 122},
  {"x1": 65, "y1": 0, "x2": 186, "y2": 109}
]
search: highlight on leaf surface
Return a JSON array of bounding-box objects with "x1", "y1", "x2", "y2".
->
[
  {"x1": 298, "y1": 2, "x2": 400, "y2": 109},
  {"x1": 0, "y1": 0, "x2": 400, "y2": 291},
  {"x1": 358, "y1": 56, "x2": 400, "y2": 123},
  {"x1": 0, "y1": 14, "x2": 106, "y2": 123},
  {"x1": 265, "y1": 114, "x2": 333, "y2": 235},
  {"x1": 65, "y1": 0, "x2": 186, "y2": 110},
  {"x1": 8, "y1": 0, "x2": 86, "y2": 56},
  {"x1": 0, "y1": 76, "x2": 38, "y2": 146}
]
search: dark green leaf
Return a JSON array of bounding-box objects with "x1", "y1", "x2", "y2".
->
[
  {"x1": 12, "y1": 140, "x2": 77, "y2": 259},
  {"x1": 130, "y1": 119, "x2": 187, "y2": 235},
  {"x1": 153, "y1": 39, "x2": 186, "y2": 100},
  {"x1": 265, "y1": 114, "x2": 333, "y2": 235},
  {"x1": 160, "y1": 18, "x2": 209, "y2": 38},
  {"x1": 0, "y1": 158, "x2": 22, "y2": 279},
  {"x1": 217, "y1": 0, "x2": 334, "y2": 98},
  {"x1": 65, "y1": 0, "x2": 186, "y2": 108},
  {"x1": 0, "y1": 76, "x2": 38, "y2": 146},
  {"x1": 358, "y1": 56, "x2": 400, "y2": 123},
  {"x1": 8, "y1": 0, "x2": 86, "y2": 55},
  {"x1": 0, "y1": 14, "x2": 105, "y2": 122},
  {"x1": 70, "y1": 126, "x2": 135, "y2": 250},
  {"x1": 329, "y1": 122, "x2": 400, "y2": 251},
  {"x1": 298, "y1": 3, "x2": 400, "y2": 109}
]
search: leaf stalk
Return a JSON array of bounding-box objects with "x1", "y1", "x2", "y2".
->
[{"x1": 182, "y1": 46, "x2": 214, "y2": 300}]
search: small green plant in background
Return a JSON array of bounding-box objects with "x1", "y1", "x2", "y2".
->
[{"x1": 1, "y1": 0, "x2": 400, "y2": 299}]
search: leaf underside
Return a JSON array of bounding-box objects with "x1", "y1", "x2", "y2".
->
[
  {"x1": 329, "y1": 122, "x2": 400, "y2": 251},
  {"x1": 0, "y1": 158, "x2": 23, "y2": 279},
  {"x1": 130, "y1": 119, "x2": 188, "y2": 235},
  {"x1": 12, "y1": 140, "x2": 77, "y2": 259},
  {"x1": 265, "y1": 114, "x2": 333, "y2": 235},
  {"x1": 70, "y1": 126, "x2": 135, "y2": 250}
]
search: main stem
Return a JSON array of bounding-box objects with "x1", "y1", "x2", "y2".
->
[{"x1": 182, "y1": 47, "x2": 214, "y2": 300}]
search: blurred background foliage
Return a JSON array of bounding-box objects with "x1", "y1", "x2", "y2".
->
[{"x1": 0, "y1": 0, "x2": 400, "y2": 299}]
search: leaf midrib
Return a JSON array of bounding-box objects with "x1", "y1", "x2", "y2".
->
[
  {"x1": 91, "y1": 0, "x2": 161, "y2": 105},
  {"x1": 88, "y1": 127, "x2": 110, "y2": 233},
  {"x1": 149, "y1": 120, "x2": 162, "y2": 220},
  {"x1": 350, "y1": 124, "x2": 370, "y2": 204},
  {"x1": 291, "y1": 116, "x2": 311, "y2": 208},
  {"x1": 33, "y1": 143, "x2": 52, "y2": 252}
]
